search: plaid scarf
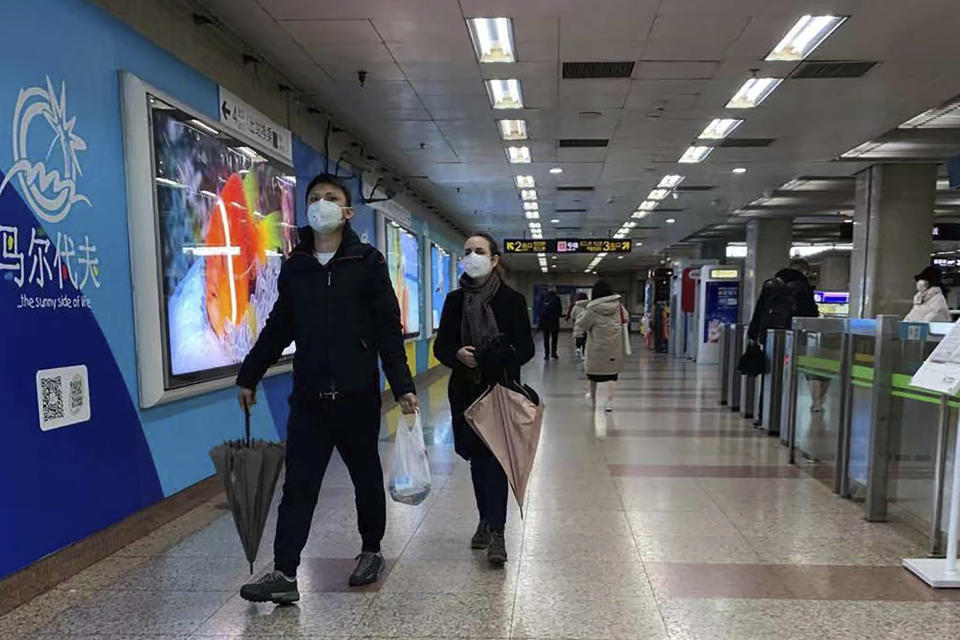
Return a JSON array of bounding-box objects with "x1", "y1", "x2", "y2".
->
[{"x1": 460, "y1": 271, "x2": 501, "y2": 347}]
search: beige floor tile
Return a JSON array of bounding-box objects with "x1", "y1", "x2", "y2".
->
[
  {"x1": 517, "y1": 557, "x2": 653, "y2": 597},
  {"x1": 512, "y1": 591, "x2": 667, "y2": 639},
  {"x1": 659, "y1": 598, "x2": 828, "y2": 640},
  {"x1": 380, "y1": 559, "x2": 518, "y2": 594},
  {"x1": 356, "y1": 592, "x2": 513, "y2": 637}
]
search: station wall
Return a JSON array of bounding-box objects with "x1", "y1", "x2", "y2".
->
[{"x1": 0, "y1": 0, "x2": 459, "y2": 580}]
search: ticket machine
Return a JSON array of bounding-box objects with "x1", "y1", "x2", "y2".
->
[{"x1": 695, "y1": 266, "x2": 741, "y2": 364}]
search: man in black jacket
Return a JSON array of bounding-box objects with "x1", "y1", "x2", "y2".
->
[
  {"x1": 236, "y1": 174, "x2": 418, "y2": 604},
  {"x1": 540, "y1": 287, "x2": 562, "y2": 359}
]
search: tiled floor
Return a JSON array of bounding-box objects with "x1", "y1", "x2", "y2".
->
[{"x1": 4, "y1": 344, "x2": 960, "y2": 639}]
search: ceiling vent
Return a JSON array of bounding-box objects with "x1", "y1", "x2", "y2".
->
[
  {"x1": 717, "y1": 138, "x2": 775, "y2": 148},
  {"x1": 555, "y1": 226, "x2": 582, "y2": 232},
  {"x1": 556, "y1": 186, "x2": 595, "y2": 192},
  {"x1": 562, "y1": 61, "x2": 635, "y2": 79},
  {"x1": 675, "y1": 185, "x2": 715, "y2": 192},
  {"x1": 558, "y1": 138, "x2": 609, "y2": 148},
  {"x1": 555, "y1": 208, "x2": 587, "y2": 213},
  {"x1": 792, "y1": 61, "x2": 877, "y2": 79}
]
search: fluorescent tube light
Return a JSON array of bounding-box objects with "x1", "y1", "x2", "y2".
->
[
  {"x1": 632, "y1": 211, "x2": 648, "y2": 220},
  {"x1": 658, "y1": 175, "x2": 685, "y2": 189},
  {"x1": 486, "y1": 79, "x2": 523, "y2": 109},
  {"x1": 520, "y1": 189, "x2": 537, "y2": 201},
  {"x1": 506, "y1": 145, "x2": 531, "y2": 163},
  {"x1": 550, "y1": 218, "x2": 560, "y2": 223},
  {"x1": 549, "y1": 167, "x2": 563, "y2": 174},
  {"x1": 467, "y1": 17, "x2": 516, "y2": 63},
  {"x1": 235, "y1": 146, "x2": 267, "y2": 162},
  {"x1": 678, "y1": 146, "x2": 713, "y2": 164},
  {"x1": 515, "y1": 175, "x2": 535, "y2": 188},
  {"x1": 638, "y1": 201, "x2": 658, "y2": 211},
  {"x1": 726, "y1": 78, "x2": 782, "y2": 109},
  {"x1": 523, "y1": 201, "x2": 539, "y2": 211},
  {"x1": 698, "y1": 118, "x2": 743, "y2": 140},
  {"x1": 499, "y1": 119, "x2": 528, "y2": 140},
  {"x1": 732, "y1": 167, "x2": 748, "y2": 174},
  {"x1": 155, "y1": 177, "x2": 187, "y2": 189},
  {"x1": 766, "y1": 15, "x2": 847, "y2": 61},
  {"x1": 648, "y1": 189, "x2": 670, "y2": 200},
  {"x1": 666, "y1": 218, "x2": 676, "y2": 224},
  {"x1": 187, "y1": 118, "x2": 219, "y2": 136},
  {"x1": 525, "y1": 211, "x2": 540, "y2": 220}
]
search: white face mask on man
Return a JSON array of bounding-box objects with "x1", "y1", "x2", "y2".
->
[
  {"x1": 917, "y1": 279, "x2": 930, "y2": 293},
  {"x1": 307, "y1": 199, "x2": 345, "y2": 234},
  {"x1": 462, "y1": 252, "x2": 494, "y2": 279}
]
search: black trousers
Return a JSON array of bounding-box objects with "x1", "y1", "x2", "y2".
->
[
  {"x1": 470, "y1": 455, "x2": 509, "y2": 532},
  {"x1": 274, "y1": 392, "x2": 384, "y2": 575},
  {"x1": 542, "y1": 327, "x2": 559, "y2": 356}
]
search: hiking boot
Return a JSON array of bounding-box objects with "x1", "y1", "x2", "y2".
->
[
  {"x1": 349, "y1": 551, "x2": 385, "y2": 587},
  {"x1": 487, "y1": 531, "x2": 507, "y2": 565},
  {"x1": 240, "y1": 570, "x2": 299, "y2": 605},
  {"x1": 471, "y1": 520, "x2": 491, "y2": 549}
]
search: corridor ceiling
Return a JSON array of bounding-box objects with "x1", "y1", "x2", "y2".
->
[{"x1": 196, "y1": 0, "x2": 960, "y2": 272}]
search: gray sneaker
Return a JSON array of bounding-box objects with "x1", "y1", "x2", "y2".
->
[
  {"x1": 487, "y1": 531, "x2": 507, "y2": 565},
  {"x1": 240, "y1": 570, "x2": 299, "y2": 605},
  {"x1": 349, "y1": 551, "x2": 385, "y2": 587},
  {"x1": 471, "y1": 520, "x2": 491, "y2": 549}
]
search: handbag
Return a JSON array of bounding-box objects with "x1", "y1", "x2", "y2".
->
[{"x1": 620, "y1": 306, "x2": 632, "y2": 356}]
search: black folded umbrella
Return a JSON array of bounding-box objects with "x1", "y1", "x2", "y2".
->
[
  {"x1": 738, "y1": 342, "x2": 768, "y2": 377},
  {"x1": 209, "y1": 408, "x2": 285, "y2": 574}
]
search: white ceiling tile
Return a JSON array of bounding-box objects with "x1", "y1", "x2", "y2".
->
[
  {"x1": 634, "y1": 61, "x2": 718, "y2": 79},
  {"x1": 642, "y1": 16, "x2": 751, "y2": 61},
  {"x1": 518, "y1": 40, "x2": 560, "y2": 62},
  {"x1": 426, "y1": 163, "x2": 511, "y2": 184},
  {"x1": 559, "y1": 79, "x2": 631, "y2": 109},
  {"x1": 559, "y1": 40, "x2": 645, "y2": 61},
  {"x1": 557, "y1": 148, "x2": 609, "y2": 163},
  {"x1": 279, "y1": 19, "x2": 381, "y2": 44},
  {"x1": 401, "y1": 62, "x2": 483, "y2": 81},
  {"x1": 260, "y1": 0, "x2": 462, "y2": 21},
  {"x1": 407, "y1": 79, "x2": 489, "y2": 96},
  {"x1": 513, "y1": 15, "x2": 560, "y2": 42},
  {"x1": 559, "y1": 12, "x2": 655, "y2": 40},
  {"x1": 374, "y1": 18, "x2": 469, "y2": 43},
  {"x1": 387, "y1": 40, "x2": 476, "y2": 64}
]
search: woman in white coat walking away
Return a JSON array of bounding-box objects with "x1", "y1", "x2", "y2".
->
[
  {"x1": 567, "y1": 292, "x2": 589, "y2": 359},
  {"x1": 575, "y1": 280, "x2": 628, "y2": 411},
  {"x1": 905, "y1": 266, "x2": 951, "y2": 322}
]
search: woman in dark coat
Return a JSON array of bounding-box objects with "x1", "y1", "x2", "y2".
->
[{"x1": 434, "y1": 233, "x2": 535, "y2": 565}]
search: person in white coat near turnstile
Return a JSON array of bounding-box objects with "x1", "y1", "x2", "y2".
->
[
  {"x1": 575, "y1": 280, "x2": 628, "y2": 412},
  {"x1": 905, "y1": 266, "x2": 951, "y2": 323}
]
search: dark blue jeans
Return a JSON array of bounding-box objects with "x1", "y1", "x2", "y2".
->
[{"x1": 470, "y1": 455, "x2": 509, "y2": 532}]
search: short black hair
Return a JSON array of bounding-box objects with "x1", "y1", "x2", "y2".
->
[
  {"x1": 305, "y1": 173, "x2": 352, "y2": 207},
  {"x1": 592, "y1": 280, "x2": 614, "y2": 299}
]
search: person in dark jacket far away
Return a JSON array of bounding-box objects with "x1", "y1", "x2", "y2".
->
[
  {"x1": 540, "y1": 286, "x2": 562, "y2": 360},
  {"x1": 434, "y1": 233, "x2": 535, "y2": 566},
  {"x1": 236, "y1": 173, "x2": 418, "y2": 604},
  {"x1": 748, "y1": 258, "x2": 822, "y2": 409}
]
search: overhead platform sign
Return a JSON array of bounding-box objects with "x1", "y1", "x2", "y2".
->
[{"x1": 504, "y1": 239, "x2": 633, "y2": 254}]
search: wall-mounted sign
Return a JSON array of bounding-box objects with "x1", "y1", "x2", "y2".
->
[
  {"x1": 218, "y1": 87, "x2": 293, "y2": 165},
  {"x1": 503, "y1": 239, "x2": 632, "y2": 254}
]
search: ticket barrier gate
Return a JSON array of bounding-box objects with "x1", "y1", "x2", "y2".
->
[{"x1": 760, "y1": 329, "x2": 788, "y2": 436}]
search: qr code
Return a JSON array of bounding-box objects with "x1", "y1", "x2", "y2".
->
[
  {"x1": 69, "y1": 374, "x2": 84, "y2": 415},
  {"x1": 41, "y1": 376, "x2": 64, "y2": 422}
]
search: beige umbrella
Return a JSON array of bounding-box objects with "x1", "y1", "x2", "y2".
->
[{"x1": 464, "y1": 381, "x2": 544, "y2": 515}]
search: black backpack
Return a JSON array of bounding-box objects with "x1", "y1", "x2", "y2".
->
[{"x1": 759, "y1": 277, "x2": 803, "y2": 331}]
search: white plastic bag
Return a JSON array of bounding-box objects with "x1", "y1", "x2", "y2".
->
[
  {"x1": 620, "y1": 305, "x2": 633, "y2": 356},
  {"x1": 388, "y1": 412, "x2": 432, "y2": 505}
]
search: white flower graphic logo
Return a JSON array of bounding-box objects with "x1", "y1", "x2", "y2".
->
[{"x1": 0, "y1": 76, "x2": 91, "y2": 223}]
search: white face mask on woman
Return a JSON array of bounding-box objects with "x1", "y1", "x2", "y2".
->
[
  {"x1": 307, "y1": 199, "x2": 345, "y2": 234},
  {"x1": 462, "y1": 252, "x2": 493, "y2": 279},
  {"x1": 917, "y1": 279, "x2": 930, "y2": 293}
]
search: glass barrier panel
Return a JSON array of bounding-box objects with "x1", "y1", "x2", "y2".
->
[
  {"x1": 793, "y1": 329, "x2": 844, "y2": 488},
  {"x1": 846, "y1": 334, "x2": 876, "y2": 499}
]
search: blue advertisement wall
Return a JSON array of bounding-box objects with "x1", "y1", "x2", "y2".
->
[{"x1": 0, "y1": 0, "x2": 460, "y2": 580}]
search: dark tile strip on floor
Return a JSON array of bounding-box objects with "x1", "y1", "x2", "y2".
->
[{"x1": 609, "y1": 464, "x2": 807, "y2": 478}]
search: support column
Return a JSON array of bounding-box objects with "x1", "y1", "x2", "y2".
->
[
  {"x1": 817, "y1": 253, "x2": 851, "y2": 291},
  {"x1": 850, "y1": 163, "x2": 938, "y2": 318},
  {"x1": 697, "y1": 241, "x2": 727, "y2": 261},
  {"x1": 743, "y1": 218, "x2": 792, "y2": 322}
]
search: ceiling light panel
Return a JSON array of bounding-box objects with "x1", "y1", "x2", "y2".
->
[
  {"x1": 638, "y1": 201, "x2": 658, "y2": 211},
  {"x1": 514, "y1": 175, "x2": 535, "y2": 188},
  {"x1": 486, "y1": 79, "x2": 523, "y2": 109},
  {"x1": 467, "y1": 17, "x2": 516, "y2": 63},
  {"x1": 678, "y1": 146, "x2": 714, "y2": 163},
  {"x1": 525, "y1": 211, "x2": 540, "y2": 220},
  {"x1": 766, "y1": 15, "x2": 848, "y2": 62},
  {"x1": 658, "y1": 175, "x2": 685, "y2": 189},
  {"x1": 506, "y1": 145, "x2": 531, "y2": 163},
  {"x1": 523, "y1": 201, "x2": 539, "y2": 211},
  {"x1": 648, "y1": 189, "x2": 670, "y2": 200},
  {"x1": 698, "y1": 118, "x2": 744, "y2": 140},
  {"x1": 520, "y1": 189, "x2": 538, "y2": 201},
  {"x1": 726, "y1": 77, "x2": 782, "y2": 109},
  {"x1": 498, "y1": 119, "x2": 528, "y2": 140},
  {"x1": 900, "y1": 101, "x2": 960, "y2": 129}
]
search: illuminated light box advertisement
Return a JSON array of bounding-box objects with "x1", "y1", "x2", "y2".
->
[
  {"x1": 431, "y1": 244, "x2": 451, "y2": 331},
  {"x1": 504, "y1": 238, "x2": 632, "y2": 254},
  {"x1": 122, "y1": 74, "x2": 298, "y2": 406},
  {"x1": 386, "y1": 221, "x2": 421, "y2": 338}
]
